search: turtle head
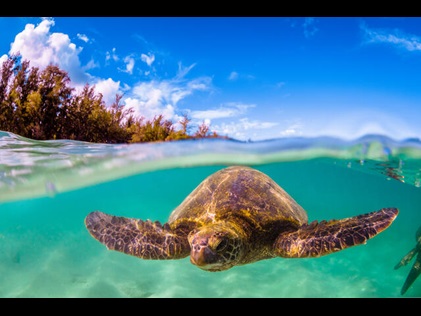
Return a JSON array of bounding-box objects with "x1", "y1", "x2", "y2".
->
[{"x1": 188, "y1": 223, "x2": 245, "y2": 272}]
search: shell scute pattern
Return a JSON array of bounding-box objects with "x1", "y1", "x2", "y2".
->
[{"x1": 85, "y1": 166, "x2": 398, "y2": 272}]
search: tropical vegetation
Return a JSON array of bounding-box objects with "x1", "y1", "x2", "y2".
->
[{"x1": 0, "y1": 53, "x2": 223, "y2": 143}]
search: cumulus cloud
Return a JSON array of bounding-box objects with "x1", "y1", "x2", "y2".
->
[
  {"x1": 4, "y1": 18, "x2": 283, "y2": 140},
  {"x1": 92, "y1": 78, "x2": 121, "y2": 105},
  {"x1": 0, "y1": 54, "x2": 7, "y2": 66},
  {"x1": 184, "y1": 101, "x2": 279, "y2": 141},
  {"x1": 361, "y1": 23, "x2": 421, "y2": 52},
  {"x1": 6, "y1": 18, "x2": 124, "y2": 106},
  {"x1": 125, "y1": 75, "x2": 212, "y2": 122},
  {"x1": 77, "y1": 33, "x2": 89, "y2": 43},
  {"x1": 4, "y1": 18, "x2": 219, "y2": 120},
  {"x1": 123, "y1": 56, "x2": 135, "y2": 74},
  {"x1": 125, "y1": 97, "x2": 178, "y2": 122},
  {"x1": 141, "y1": 52, "x2": 155, "y2": 66},
  {"x1": 9, "y1": 18, "x2": 89, "y2": 85}
]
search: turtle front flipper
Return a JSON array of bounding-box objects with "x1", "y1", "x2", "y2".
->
[
  {"x1": 399, "y1": 251, "x2": 421, "y2": 295},
  {"x1": 274, "y1": 207, "x2": 398, "y2": 258},
  {"x1": 85, "y1": 211, "x2": 190, "y2": 260}
]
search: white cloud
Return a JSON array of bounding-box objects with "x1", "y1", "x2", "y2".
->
[
  {"x1": 125, "y1": 76, "x2": 212, "y2": 122},
  {"x1": 212, "y1": 118, "x2": 279, "y2": 140},
  {"x1": 187, "y1": 77, "x2": 211, "y2": 91},
  {"x1": 91, "y1": 78, "x2": 121, "y2": 106},
  {"x1": 280, "y1": 129, "x2": 297, "y2": 136},
  {"x1": 5, "y1": 18, "x2": 124, "y2": 107},
  {"x1": 192, "y1": 108, "x2": 238, "y2": 120},
  {"x1": 77, "y1": 33, "x2": 89, "y2": 43},
  {"x1": 82, "y1": 58, "x2": 99, "y2": 71},
  {"x1": 141, "y1": 52, "x2": 155, "y2": 66},
  {"x1": 9, "y1": 18, "x2": 89, "y2": 85},
  {"x1": 191, "y1": 103, "x2": 255, "y2": 120},
  {"x1": 279, "y1": 122, "x2": 303, "y2": 137},
  {"x1": 228, "y1": 71, "x2": 238, "y2": 81},
  {"x1": 189, "y1": 103, "x2": 289, "y2": 141},
  {"x1": 4, "y1": 18, "x2": 268, "y2": 140},
  {"x1": 176, "y1": 62, "x2": 196, "y2": 79},
  {"x1": 0, "y1": 54, "x2": 8, "y2": 67},
  {"x1": 106, "y1": 48, "x2": 119, "y2": 62},
  {"x1": 227, "y1": 71, "x2": 255, "y2": 81},
  {"x1": 361, "y1": 23, "x2": 421, "y2": 52},
  {"x1": 124, "y1": 97, "x2": 177, "y2": 122},
  {"x1": 123, "y1": 56, "x2": 135, "y2": 74},
  {"x1": 237, "y1": 118, "x2": 278, "y2": 130}
]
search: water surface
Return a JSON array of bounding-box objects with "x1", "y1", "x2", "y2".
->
[{"x1": 1, "y1": 131, "x2": 420, "y2": 297}]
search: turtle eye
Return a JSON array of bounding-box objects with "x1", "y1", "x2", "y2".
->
[{"x1": 215, "y1": 238, "x2": 228, "y2": 252}]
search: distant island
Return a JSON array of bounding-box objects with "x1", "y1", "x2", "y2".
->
[{"x1": 0, "y1": 53, "x2": 227, "y2": 144}]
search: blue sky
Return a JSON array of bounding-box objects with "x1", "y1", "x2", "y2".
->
[{"x1": 1, "y1": 17, "x2": 421, "y2": 141}]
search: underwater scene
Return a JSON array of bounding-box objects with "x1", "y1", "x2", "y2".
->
[{"x1": 1, "y1": 130, "x2": 421, "y2": 298}]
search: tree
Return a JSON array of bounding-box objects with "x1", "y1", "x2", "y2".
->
[
  {"x1": 132, "y1": 114, "x2": 175, "y2": 142},
  {"x1": 61, "y1": 84, "x2": 99, "y2": 141},
  {"x1": 37, "y1": 64, "x2": 73, "y2": 140},
  {"x1": 194, "y1": 120, "x2": 211, "y2": 138},
  {"x1": 179, "y1": 113, "x2": 191, "y2": 134},
  {"x1": 8, "y1": 59, "x2": 40, "y2": 137},
  {"x1": 0, "y1": 54, "x2": 17, "y2": 132},
  {"x1": 107, "y1": 93, "x2": 135, "y2": 143},
  {"x1": 0, "y1": 54, "x2": 223, "y2": 143},
  {"x1": 165, "y1": 113, "x2": 191, "y2": 141}
]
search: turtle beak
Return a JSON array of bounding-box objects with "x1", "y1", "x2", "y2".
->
[
  {"x1": 190, "y1": 247, "x2": 216, "y2": 268},
  {"x1": 189, "y1": 237, "x2": 222, "y2": 270},
  {"x1": 190, "y1": 240, "x2": 215, "y2": 267}
]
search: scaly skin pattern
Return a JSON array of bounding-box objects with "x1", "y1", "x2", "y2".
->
[
  {"x1": 85, "y1": 166, "x2": 306, "y2": 265},
  {"x1": 273, "y1": 208, "x2": 398, "y2": 258},
  {"x1": 84, "y1": 166, "x2": 399, "y2": 272},
  {"x1": 394, "y1": 225, "x2": 421, "y2": 295},
  {"x1": 85, "y1": 211, "x2": 191, "y2": 260}
]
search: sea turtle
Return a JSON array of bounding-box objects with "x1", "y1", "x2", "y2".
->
[
  {"x1": 394, "y1": 224, "x2": 421, "y2": 295},
  {"x1": 85, "y1": 166, "x2": 398, "y2": 272}
]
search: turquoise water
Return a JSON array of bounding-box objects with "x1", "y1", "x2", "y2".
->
[{"x1": 1, "y1": 131, "x2": 421, "y2": 298}]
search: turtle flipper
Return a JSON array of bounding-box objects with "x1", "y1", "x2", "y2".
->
[
  {"x1": 274, "y1": 207, "x2": 398, "y2": 258},
  {"x1": 85, "y1": 211, "x2": 190, "y2": 260},
  {"x1": 399, "y1": 251, "x2": 421, "y2": 295}
]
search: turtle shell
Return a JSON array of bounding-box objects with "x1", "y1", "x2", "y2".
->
[{"x1": 168, "y1": 166, "x2": 308, "y2": 231}]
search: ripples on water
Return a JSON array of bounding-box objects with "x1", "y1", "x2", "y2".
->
[
  {"x1": 0, "y1": 130, "x2": 420, "y2": 297},
  {"x1": 1, "y1": 130, "x2": 420, "y2": 202}
]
